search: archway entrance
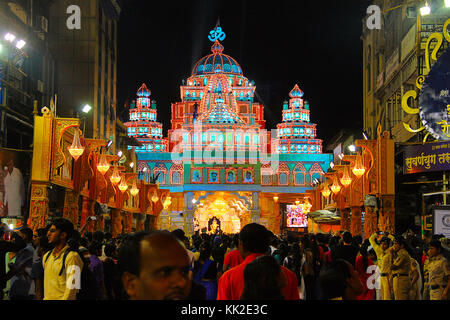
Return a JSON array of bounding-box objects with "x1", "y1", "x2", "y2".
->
[{"x1": 194, "y1": 192, "x2": 250, "y2": 234}]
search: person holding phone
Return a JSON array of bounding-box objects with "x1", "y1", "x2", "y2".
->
[{"x1": 0, "y1": 228, "x2": 26, "y2": 299}]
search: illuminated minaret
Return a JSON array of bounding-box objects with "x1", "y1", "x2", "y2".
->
[
  {"x1": 275, "y1": 84, "x2": 323, "y2": 154},
  {"x1": 124, "y1": 83, "x2": 168, "y2": 152}
]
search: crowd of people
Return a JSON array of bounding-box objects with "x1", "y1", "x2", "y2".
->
[{"x1": 0, "y1": 218, "x2": 449, "y2": 300}]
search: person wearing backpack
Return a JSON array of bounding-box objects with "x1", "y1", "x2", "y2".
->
[{"x1": 42, "y1": 218, "x2": 83, "y2": 300}]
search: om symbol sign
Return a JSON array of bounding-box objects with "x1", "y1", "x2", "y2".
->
[{"x1": 208, "y1": 27, "x2": 226, "y2": 42}]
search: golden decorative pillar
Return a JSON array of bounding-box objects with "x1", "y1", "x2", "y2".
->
[
  {"x1": 111, "y1": 208, "x2": 122, "y2": 237},
  {"x1": 350, "y1": 206, "x2": 362, "y2": 236},
  {"x1": 122, "y1": 211, "x2": 133, "y2": 234},
  {"x1": 28, "y1": 183, "x2": 50, "y2": 233},
  {"x1": 340, "y1": 207, "x2": 351, "y2": 232},
  {"x1": 364, "y1": 206, "x2": 378, "y2": 239},
  {"x1": 380, "y1": 195, "x2": 395, "y2": 234},
  {"x1": 63, "y1": 190, "x2": 79, "y2": 227}
]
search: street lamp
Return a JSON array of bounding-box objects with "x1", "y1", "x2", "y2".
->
[
  {"x1": 4, "y1": 33, "x2": 15, "y2": 42},
  {"x1": 15, "y1": 40, "x2": 26, "y2": 49},
  {"x1": 82, "y1": 104, "x2": 92, "y2": 113},
  {"x1": 420, "y1": 1, "x2": 431, "y2": 15}
]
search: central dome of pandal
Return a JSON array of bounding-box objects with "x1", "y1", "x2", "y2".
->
[{"x1": 192, "y1": 40, "x2": 243, "y2": 76}]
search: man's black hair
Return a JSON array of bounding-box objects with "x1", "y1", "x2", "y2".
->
[
  {"x1": 239, "y1": 223, "x2": 269, "y2": 254},
  {"x1": 20, "y1": 227, "x2": 33, "y2": 243},
  {"x1": 394, "y1": 235, "x2": 406, "y2": 246},
  {"x1": 319, "y1": 258, "x2": 351, "y2": 300},
  {"x1": 93, "y1": 231, "x2": 104, "y2": 243},
  {"x1": 104, "y1": 243, "x2": 116, "y2": 257},
  {"x1": 88, "y1": 240, "x2": 103, "y2": 255},
  {"x1": 117, "y1": 231, "x2": 156, "y2": 276},
  {"x1": 342, "y1": 231, "x2": 353, "y2": 244},
  {"x1": 80, "y1": 237, "x2": 89, "y2": 248},
  {"x1": 104, "y1": 232, "x2": 112, "y2": 240},
  {"x1": 84, "y1": 231, "x2": 93, "y2": 242},
  {"x1": 171, "y1": 229, "x2": 187, "y2": 241},
  {"x1": 36, "y1": 228, "x2": 48, "y2": 238},
  {"x1": 429, "y1": 239, "x2": 443, "y2": 251},
  {"x1": 51, "y1": 218, "x2": 74, "y2": 240}
]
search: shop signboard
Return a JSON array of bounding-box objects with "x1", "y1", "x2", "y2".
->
[
  {"x1": 432, "y1": 206, "x2": 450, "y2": 238},
  {"x1": 403, "y1": 140, "x2": 450, "y2": 174}
]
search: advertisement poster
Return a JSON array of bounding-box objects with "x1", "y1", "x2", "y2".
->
[
  {"x1": 433, "y1": 207, "x2": 450, "y2": 238},
  {"x1": 286, "y1": 204, "x2": 308, "y2": 228},
  {"x1": 0, "y1": 148, "x2": 31, "y2": 219}
]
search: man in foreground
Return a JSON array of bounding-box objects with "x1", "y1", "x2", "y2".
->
[
  {"x1": 217, "y1": 223, "x2": 299, "y2": 300},
  {"x1": 119, "y1": 231, "x2": 192, "y2": 300}
]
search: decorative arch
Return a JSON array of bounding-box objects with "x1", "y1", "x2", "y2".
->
[
  {"x1": 170, "y1": 163, "x2": 183, "y2": 185},
  {"x1": 153, "y1": 163, "x2": 167, "y2": 185},
  {"x1": 261, "y1": 163, "x2": 273, "y2": 185},
  {"x1": 277, "y1": 162, "x2": 290, "y2": 186},
  {"x1": 293, "y1": 163, "x2": 307, "y2": 186},
  {"x1": 309, "y1": 163, "x2": 324, "y2": 186}
]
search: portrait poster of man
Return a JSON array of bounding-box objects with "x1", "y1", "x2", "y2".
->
[
  {"x1": 243, "y1": 170, "x2": 253, "y2": 183},
  {"x1": 0, "y1": 149, "x2": 30, "y2": 218},
  {"x1": 192, "y1": 170, "x2": 201, "y2": 183},
  {"x1": 209, "y1": 170, "x2": 219, "y2": 183},
  {"x1": 226, "y1": 170, "x2": 235, "y2": 183}
]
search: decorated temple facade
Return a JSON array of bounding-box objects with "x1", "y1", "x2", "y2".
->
[{"x1": 126, "y1": 27, "x2": 333, "y2": 235}]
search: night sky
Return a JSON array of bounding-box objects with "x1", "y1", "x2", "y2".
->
[{"x1": 117, "y1": 0, "x2": 371, "y2": 146}]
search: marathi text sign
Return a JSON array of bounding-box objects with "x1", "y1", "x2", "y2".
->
[{"x1": 403, "y1": 141, "x2": 450, "y2": 174}]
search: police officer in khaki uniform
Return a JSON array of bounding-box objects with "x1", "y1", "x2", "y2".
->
[
  {"x1": 422, "y1": 250, "x2": 432, "y2": 300},
  {"x1": 369, "y1": 232, "x2": 395, "y2": 300},
  {"x1": 427, "y1": 239, "x2": 450, "y2": 300},
  {"x1": 390, "y1": 235, "x2": 412, "y2": 300}
]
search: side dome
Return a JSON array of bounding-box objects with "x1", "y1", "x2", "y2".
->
[{"x1": 192, "y1": 40, "x2": 243, "y2": 76}]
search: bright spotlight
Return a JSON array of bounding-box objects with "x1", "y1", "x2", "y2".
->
[
  {"x1": 15, "y1": 39, "x2": 26, "y2": 49},
  {"x1": 4, "y1": 33, "x2": 16, "y2": 42},
  {"x1": 348, "y1": 145, "x2": 356, "y2": 152},
  {"x1": 82, "y1": 104, "x2": 92, "y2": 113},
  {"x1": 117, "y1": 151, "x2": 123, "y2": 157},
  {"x1": 420, "y1": 2, "x2": 431, "y2": 15},
  {"x1": 129, "y1": 162, "x2": 134, "y2": 168}
]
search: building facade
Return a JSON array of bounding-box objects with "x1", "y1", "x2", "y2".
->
[
  {"x1": 125, "y1": 28, "x2": 333, "y2": 235},
  {"x1": 362, "y1": 0, "x2": 450, "y2": 231},
  {"x1": 0, "y1": 0, "x2": 56, "y2": 149},
  {"x1": 48, "y1": 0, "x2": 120, "y2": 144}
]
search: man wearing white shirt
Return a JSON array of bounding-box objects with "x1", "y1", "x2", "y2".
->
[{"x1": 3, "y1": 160, "x2": 25, "y2": 217}]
